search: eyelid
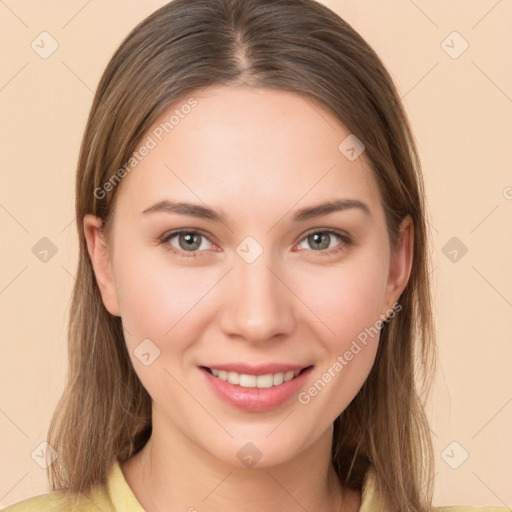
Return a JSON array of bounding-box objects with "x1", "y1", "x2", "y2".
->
[
  {"x1": 300, "y1": 227, "x2": 351, "y2": 242},
  {"x1": 158, "y1": 227, "x2": 217, "y2": 252},
  {"x1": 158, "y1": 226, "x2": 352, "y2": 257},
  {"x1": 295, "y1": 228, "x2": 352, "y2": 254}
]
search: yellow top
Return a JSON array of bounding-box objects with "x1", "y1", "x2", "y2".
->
[{"x1": 2, "y1": 461, "x2": 509, "y2": 512}]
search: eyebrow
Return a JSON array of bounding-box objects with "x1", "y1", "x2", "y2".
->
[{"x1": 141, "y1": 198, "x2": 371, "y2": 224}]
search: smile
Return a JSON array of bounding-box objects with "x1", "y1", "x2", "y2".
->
[
  {"x1": 199, "y1": 365, "x2": 314, "y2": 412},
  {"x1": 205, "y1": 367, "x2": 308, "y2": 389}
]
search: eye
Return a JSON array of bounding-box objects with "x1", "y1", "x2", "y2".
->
[
  {"x1": 158, "y1": 228, "x2": 353, "y2": 259},
  {"x1": 159, "y1": 229, "x2": 215, "y2": 258},
  {"x1": 296, "y1": 229, "x2": 352, "y2": 256}
]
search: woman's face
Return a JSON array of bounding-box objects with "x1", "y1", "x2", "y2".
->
[{"x1": 85, "y1": 85, "x2": 412, "y2": 468}]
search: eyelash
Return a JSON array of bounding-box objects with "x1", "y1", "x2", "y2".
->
[{"x1": 157, "y1": 228, "x2": 353, "y2": 259}]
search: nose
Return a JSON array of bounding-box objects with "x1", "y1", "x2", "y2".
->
[{"x1": 218, "y1": 251, "x2": 296, "y2": 344}]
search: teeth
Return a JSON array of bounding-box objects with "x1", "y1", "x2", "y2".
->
[
  {"x1": 227, "y1": 371, "x2": 239, "y2": 385},
  {"x1": 209, "y1": 368, "x2": 302, "y2": 388},
  {"x1": 240, "y1": 374, "x2": 257, "y2": 387},
  {"x1": 273, "y1": 372, "x2": 284, "y2": 386}
]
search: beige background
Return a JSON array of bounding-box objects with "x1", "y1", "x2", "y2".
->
[{"x1": 1, "y1": 0, "x2": 511, "y2": 508}]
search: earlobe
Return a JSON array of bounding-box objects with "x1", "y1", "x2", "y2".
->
[
  {"x1": 83, "y1": 214, "x2": 121, "y2": 317},
  {"x1": 382, "y1": 215, "x2": 414, "y2": 317}
]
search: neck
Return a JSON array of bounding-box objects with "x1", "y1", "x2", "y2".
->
[{"x1": 121, "y1": 415, "x2": 353, "y2": 512}]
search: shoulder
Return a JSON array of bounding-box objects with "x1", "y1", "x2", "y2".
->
[
  {"x1": 433, "y1": 506, "x2": 511, "y2": 512},
  {"x1": 2, "y1": 490, "x2": 66, "y2": 512},
  {"x1": 2, "y1": 486, "x2": 116, "y2": 512}
]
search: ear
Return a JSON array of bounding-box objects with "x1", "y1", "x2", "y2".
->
[
  {"x1": 83, "y1": 214, "x2": 121, "y2": 317},
  {"x1": 382, "y1": 215, "x2": 414, "y2": 318}
]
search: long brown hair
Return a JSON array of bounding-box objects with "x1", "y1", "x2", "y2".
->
[{"x1": 47, "y1": 1, "x2": 438, "y2": 511}]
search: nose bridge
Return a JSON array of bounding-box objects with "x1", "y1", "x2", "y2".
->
[{"x1": 220, "y1": 242, "x2": 295, "y2": 341}]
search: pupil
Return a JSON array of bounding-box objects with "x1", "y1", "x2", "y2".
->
[
  {"x1": 310, "y1": 232, "x2": 329, "y2": 250},
  {"x1": 180, "y1": 233, "x2": 200, "y2": 251}
]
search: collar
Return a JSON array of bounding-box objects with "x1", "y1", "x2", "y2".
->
[
  {"x1": 360, "y1": 465, "x2": 392, "y2": 512},
  {"x1": 108, "y1": 460, "x2": 146, "y2": 511}
]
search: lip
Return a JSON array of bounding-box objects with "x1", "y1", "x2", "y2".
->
[
  {"x1": 200, "y1": 365, "x2": 314, "y2": 413},
  {"x1": 200, "y1": 362, "x2": 309, "y2": 376}
]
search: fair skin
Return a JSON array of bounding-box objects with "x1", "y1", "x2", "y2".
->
[{"x1": 84, "y1": 85, "x2": 413, "y2": 512}]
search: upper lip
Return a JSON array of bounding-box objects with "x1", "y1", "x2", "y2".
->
[{"x1": 201, "y1": 363, "x2": 313, "y2": 376}]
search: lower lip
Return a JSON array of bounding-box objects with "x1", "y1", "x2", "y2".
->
[{"x1": 200, "y1": 366, "x2": 314, "y2": 412}]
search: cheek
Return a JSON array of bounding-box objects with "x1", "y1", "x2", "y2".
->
[
  {"x1": 292, "y1": 259, "x2": 386, "y2": 415},
  {"x1": 115, "y1": 260, "x2": 210, "y2": 338},
  {"x1": 294, "y1": 255, "x2": 388, "y2": 345},
  {"x1": 112, "y1": 247, "x2": 234, "y2": 387},
  {"x1": 112, "y1": 249, "x2": 213, "y2": 398}
]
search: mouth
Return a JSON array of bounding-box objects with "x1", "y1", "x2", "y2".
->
[
  {"x1": 200, "y1": 365, "x2": 313, "y2": 389},
  {"x1": 199, "y1": 364, "x2": 314, "y2": 412}
]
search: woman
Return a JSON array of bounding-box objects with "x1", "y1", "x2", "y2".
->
[{"x1": 4, "y1": 0, "x2": 507, "y2": 511}]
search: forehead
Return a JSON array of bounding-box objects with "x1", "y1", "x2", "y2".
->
[{"x1": 114, "y1": 85, "x2": 384, "y2": 226}]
